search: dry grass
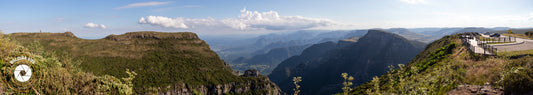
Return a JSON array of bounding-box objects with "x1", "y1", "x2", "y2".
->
[
  {"x1": 464, "y1": 58, "x2": 506, "y2": 85},
  {"x1": 498, "y1": 49, "x2": 533, "y2": 57},
  {"x1": 502, "y1": 33, "x2": 533, "y2": 40},
  {"x1": 478, "y1": 36, "x2": 498, "y2": 41}
]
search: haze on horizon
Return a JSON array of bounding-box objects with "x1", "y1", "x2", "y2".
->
[{"x1": 1, "y1": 0, "x2": 532, "y2": 38}]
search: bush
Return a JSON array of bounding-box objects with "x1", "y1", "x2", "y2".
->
[
  {"x1": 503, "y1": 68, "x2": 533, "y2": 94},
  {"x1": 525, "y1": 31, "x2": 533, "y2": 37},
  {"x1": 414, "y1": 42, "x2": 456, "y2": 72}
]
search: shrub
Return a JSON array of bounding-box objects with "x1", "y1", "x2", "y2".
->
[
  {"x1": 415, "y1": 42, "x2": 456, "y2": 72},
  {"x1": 503, "y1": 67, "x2": 533, "y2": 94},
  {"x1": 525, "y1": 31, "x2": 533, "y2": 37},
  {"x1": 292, "y1": 76, "x2": 302, "y2": 95},
  {"x1": 341, "y1": 73, "x2": 354, "y2": 95}
]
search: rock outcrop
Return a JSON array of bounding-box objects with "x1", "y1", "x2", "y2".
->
[
  {"x1": 448, "y1": 84, "x2": 504, "y2": 95},
  {"x1": 159, "y1": 78, "x2": 284, "y2": 95},
  {"x1": 105, "y1": 31, "x2": 199, "y2": 41}
]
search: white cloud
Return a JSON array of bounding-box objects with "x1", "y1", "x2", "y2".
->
[
  {"x1": 84, "y1": 23, "x2": 106, "y2": 29},
  {"x1": 115, "y1": 1, "x2": 172, "y2": 9},
  {"x1": 528, "y1": 13, "x2": 533, "y2": 21},
  {"x1": 139, "y1": 16, "x2": 189, "y2": 28},
  {"x1": 400, "y1": 0, "x2": 428, "y2": 4},
  {"x1": 138, "y1": 8, "x2": 337, "y2": 30}
]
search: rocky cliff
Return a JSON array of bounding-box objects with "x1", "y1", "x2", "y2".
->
[
  {"x1": 104, "y1": 31, "x2": 200, "y2": 41},
  {"x1": 269, "y1": 30, "x2": 425, "y2": 95},
  {"x1": 159, "y1": 77, "x2": 283, "y2": 95}
]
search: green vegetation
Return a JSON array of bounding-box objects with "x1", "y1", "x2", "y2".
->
[
  {"x1": 350, "y1": 34, "x2": 533, "y2": 94},
  {"x1": 478, "y1": 36, "x2": 498, "y2": 41},
  {"x1": 488, "y1": 42, "x2": 515, "y2": 45},
  {"x1": 498, "y1": 49, "x2": 533, "y2": 57},
  {"x1": 0, "y1": 36, "x2": 135, "y2": 94},
  {"x1": 292, "y1": 76, "x2": 302, "y2": 95},
  {"x1": 502, "y1": 67, "x2": 533, "y2": 94},
  {"x1": 6, "y1": 31, "x2": 279, "y2": 94},
  {"x1": 525, "y1": 31, "x2": 533, "y2": 38},
  {"x1": 502, "y1": 33, "x2": 533, "y2": 40},
  {"x1": 414, "y1": 42, "x2": 456, "y2": 72}
]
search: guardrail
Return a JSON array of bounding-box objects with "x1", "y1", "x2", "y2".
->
[
  {"x1": 461, "y1": 35, "x2": 475, "y2": 53},
  {"x1": 479, "y1": 42, "x2": 497, "y2": 55},
  {"x1": 480, "y1": 35, "x2": 516, "y2": 44},
  {"x1": 460, "y1": 32, "x2": 497, "y2": 55}
]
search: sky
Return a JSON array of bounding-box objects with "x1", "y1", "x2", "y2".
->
[{"x1": 1, "y1": 0, "x2": 532, "y2": 38}]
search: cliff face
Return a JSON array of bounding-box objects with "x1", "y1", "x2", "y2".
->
[
  {"x1": 160, "y1": 77, "x2": 283, "y2": 95},
  {"x1": 269, "y1": 30, "x2": 425, "y2": 95},
  {"x1": 9, "y1": 31, "x2": 284, "y2": 94},
  {"x1": 104, "y1": 31, "x2": 200, "y2": 41}
]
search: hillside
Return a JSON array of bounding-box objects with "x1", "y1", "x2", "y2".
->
[
  {"x1": 492, "y1": 28, "x2": 533, "y2": 34},
  {"x1": 231, "y1": 45, "x2": 311, "y2": 75},
  {"x1": 385, "y1": 28, "x2": 438, "y2": 43},
  {"x1": 6, "y1": 31, "x2": 284, "y2": 94},
  {"x1": 0, "y1": 33, "x2": 137, "y2": 94},
  {"x1": 221, "y1": 30, "x2": 367, "y2": 75},
  {"x1": 269, "y1": 30, "x2": 426, "y2": 95},
  {"x1": 351, "y1": 33, "x2": 533, "y2": 94}
]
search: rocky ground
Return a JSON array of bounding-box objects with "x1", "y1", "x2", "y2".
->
[{"x1": 447, "y1": 83, "x2": 503, "y2": 95}]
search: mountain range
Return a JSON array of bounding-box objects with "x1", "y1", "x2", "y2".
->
[{"x1": 268, "y1": 30, "x2": 426, "y2": 95}]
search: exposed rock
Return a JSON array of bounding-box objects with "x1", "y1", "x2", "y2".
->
[
  {"x1": 63, "y1": 32, "x2": 76, "y2": 37},
  {"x1": 159, "y1": 78, "x2": 285, "y2": 95},
  {"x1": 243, "y1": 69, "x2": 259, "y2": 77},
  {"x1": 448, "y1": 83, "x2": 503, "y2": 95},
  {"x1": 105, "y1": 31, "x2": 199, "y2": 41}
]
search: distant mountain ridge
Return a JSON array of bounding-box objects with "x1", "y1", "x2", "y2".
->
[
  {"x1": 269, "y1": 30, "x2": 426, "y2": 95},
  {"x1": 216, "y1": 30, "x2": 367, "y2": 75}
]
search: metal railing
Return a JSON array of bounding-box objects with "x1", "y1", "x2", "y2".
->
[
  {"x1": 460, "y1": 32, "x2": 497, "y2": 55},
  {"x1": 480, "y1": 36, "x2": 516, "y2": 44}
]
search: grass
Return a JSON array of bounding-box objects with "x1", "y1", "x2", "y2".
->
[
  {"x1": 488, "y1": 42, "x2": 515, "y2": 45},
  {"x1": 502, "y1": 33, "x2": 533, "y2": 40},
  {"x1": 497, "y1": 49, "x2": 533, "y2": 57},
  {"x1": 351, "y1": 33, "x2": 533, "y2": 94},
  {"x1": 478, "y1": 36, "x2": 498, "y2": 41}
]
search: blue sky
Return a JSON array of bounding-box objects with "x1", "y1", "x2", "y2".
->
[{"x1": 1, "y1": 0, "x2": 532, "y2": 38}]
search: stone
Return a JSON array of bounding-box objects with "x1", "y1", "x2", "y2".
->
[{"x1": 243, "y1": 69, "x2": 259, "y2": 77}]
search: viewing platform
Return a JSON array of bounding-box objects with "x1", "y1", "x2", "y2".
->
[{"x1": 461, "y1": 32, "x2": 533, "y2": 55}]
